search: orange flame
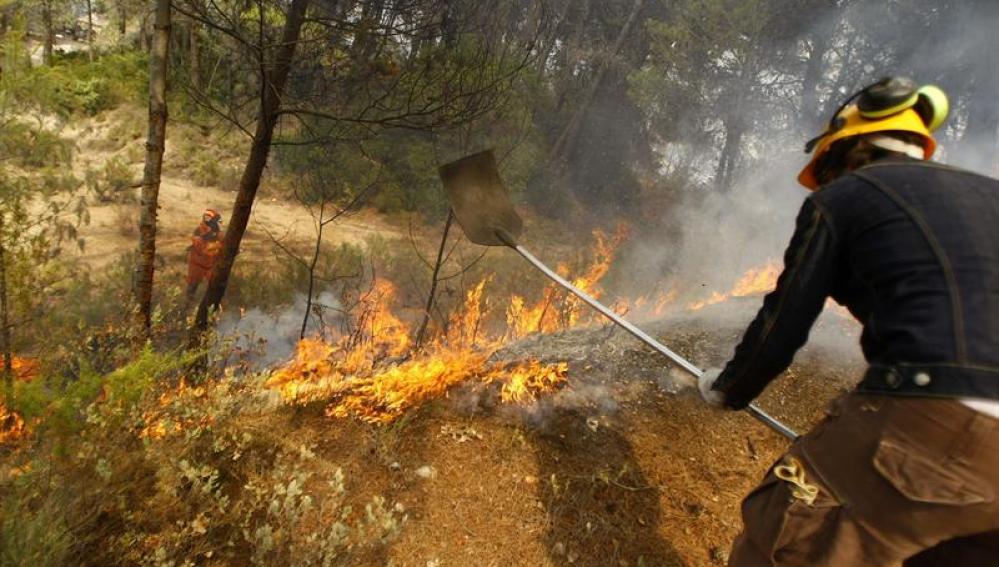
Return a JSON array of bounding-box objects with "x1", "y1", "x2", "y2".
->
[
  {"x1": 732, "y1": 262, "x2": 780, "y2": 297},
  {"x1": 687, "y1": 291, "x2": 728, "y2": 311},
  {"x1": 1, "y1": 356, "x2": 40, "y2": 382},
  {"x1": 0, "y1": 402, "x2": 26, "y2": 446},
  {"x1": 686, "y1": 260, "x2": 781, "y2": 310},
  {"x1": 139, "y1": 379, "x2": 211, "y2": 439},
  {"x1": 0, "y1": 357, "x2": 40, "y2": 445},
  {"x1": 267, "y1": 277, "x2": 571, "y2": 424},
  {"x1": 505, "y1": 226, "x2": 628, "y2": 338}
]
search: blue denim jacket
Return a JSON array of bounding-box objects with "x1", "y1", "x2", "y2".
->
[{"x1": 713, "y1": 158, "x2": 999, "y2": 409}]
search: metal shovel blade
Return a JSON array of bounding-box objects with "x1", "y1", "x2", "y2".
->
[{"x1": 439, "y1": 150, "x2": 523, "y2": 247}]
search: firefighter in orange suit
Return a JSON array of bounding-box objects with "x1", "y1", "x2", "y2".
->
[{"x1": 185, "y1": 209, "x2": 223, "y2": 303}]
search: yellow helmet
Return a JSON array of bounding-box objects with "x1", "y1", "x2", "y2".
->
[{"x1": 798, "y1": 78, "x2": 948, "y2": 190}]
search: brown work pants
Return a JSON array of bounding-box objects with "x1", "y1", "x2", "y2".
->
[{"x1": 729, "y1": 394, "x2": 999, "y2": 566}]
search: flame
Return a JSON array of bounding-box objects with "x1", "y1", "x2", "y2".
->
[
  {"x1": 687, "y1": 291, "x2": 728, "y2": 311},
  {"x1": 497, "y1": 360, "x2": 569, "y2": 404},
  {"x1": 505, "y1": 226, "x2": 628, "y2": 337},
  {"x1": 0, "y1": 357, "x2": 40, "y2": 445},
  {"x1": 686, "y1": 261, "x2": 781, "y2": 310},
  {"x1": 0, "y1": 356, "x2": 40, "y2": 382},
  {"x1": 139, "y1": 379, "x2": 211, "y2": 439},
  {"x1": 267, "y1": 277, "x2": 571, "y2": 424},
  {"x1": 0, "y1": 402, "x2": 26, "y2": 445},
  {"x1": 265, "y1": 235, "x2": 833, "y2": 426},
  {"x1": 732, "y1": 262, "x2": 780, "y2": 297}
]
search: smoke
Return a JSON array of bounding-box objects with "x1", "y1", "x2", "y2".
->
[
  {"x1": 609, "y1": 0, "x2": 999, "y2": 368},
  {"x1": 217, "y1": 291, "x2": 344, "y2": 367}
]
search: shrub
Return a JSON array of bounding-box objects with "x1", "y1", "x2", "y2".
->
[
  {"x1": 86, "y1": 156, "x2": 135, "y2": 203},
  {"x1": 0, "y1": 122, "x2": 74, "y2": 168},
  {"x1": 0, "y1": 495, "x2": 74, "y2": 567},
  {"x1": 26, "y1": 51, "x2": 148, "y2": 117},
  {"x1": 228, "y1": 241, "x2": 365, "y2": 313},
  {"x1": 1, "y1": 369, "x2": 406, "y2": 566}
]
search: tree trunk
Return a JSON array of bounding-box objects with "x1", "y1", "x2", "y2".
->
[
  {"x1": 530, "y1": 0, "x2": 642, "y2": 215},
  {"x1": 535, "y1": 0, "x2": 572, "y2": 75},
  {"x1": 800, "y1": 1, "x2": 837, "y2": 132},
  {"x1": 548, "y1": 0, "x2": 643, "y2": 164},
  {"x1": 715, "y1": 112, "x2": 745, "y2": 191},
  {"x1": 43, "y1": 0, "x2": 53, "y2": 66},
  {"x1": 194, "y1": 0, "x2": 311, "y2": 331},
  {"x1": 118, "y1": 0, "x2": 127, "y2": 36},
  {"x1": 86, "y1": 0, "x2": 94, "y2": 61},
  {"x1": 801, "y1": 36, "x2": 827, "y2": 128},
  {"x1": 133, "y1": 0, "x2": 171, "y2": 334},
  {"x1": 0, "y1": 216, "x2": 11, "y2": 386},
  {"x1": 189, "y1": 22, "x2": 201, "y2": 92}
]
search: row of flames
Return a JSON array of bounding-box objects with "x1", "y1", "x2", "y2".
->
[
  {"x1": 265, "y1": 278, "x2": 571, "y2": 424},
  {"x1": 266, "y1": 229, "x2": 787, "y2": 424},
  {"x1": 0, "y1": 231, "x2": 791, "y2": 443}
]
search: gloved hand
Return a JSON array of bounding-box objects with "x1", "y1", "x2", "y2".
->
[{"x1": 698, "y1": 368, "x2": 727, "y2": 408}]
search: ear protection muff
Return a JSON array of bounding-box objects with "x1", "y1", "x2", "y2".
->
[
  {"x1": 804, "y1": 76, "x2": 949, "y2": 154},
  {"x1": 913, "y1": 84, "x2": 949, "y2": 131},
  {"x1": 857, "y1": 77, "x2": 919, "y2": 118}
]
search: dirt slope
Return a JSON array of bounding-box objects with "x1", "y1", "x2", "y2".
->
[
  {"x1": 274, "y1": 321, "x2": 862, "y2": 567},
  {"x1": 62, "y1": 112, "x2": 402, "y2": 270}
]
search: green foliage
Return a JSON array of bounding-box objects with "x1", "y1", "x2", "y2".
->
[
  {"x1": 0, "y1": 121, "x2": 73, "y2": 168},
  {"x1": 1, "y1": 495, "x2": 73, "y2": 567},
  {"x1": 9, "y1": 346, "x2": 192, "y2": 439},
  {"x1": 34, "y1": 51, "x2": 148, "y2": 117},
  {"x1": 85, "y1": 156, "x2": 135, "y2": 203},
  {"x1": 1, "y1": 367, "x2": 406, "y2": 565},
  {"x1": 2, "y1": 48, "x2": 147, "y2": 119},
  {"x1": 229, "y1": 242, "x2": 365, "y2": 312}
]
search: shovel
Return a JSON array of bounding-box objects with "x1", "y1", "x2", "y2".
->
[{"x1": 438, "y1": 150, "x2": 798, "y2": 440}]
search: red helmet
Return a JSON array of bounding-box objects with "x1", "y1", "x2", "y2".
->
[{"x1": 203, "y1": 209, "x2": 222, "y2": 224}]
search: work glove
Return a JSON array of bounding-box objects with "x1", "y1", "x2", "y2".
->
[{"x1": 698, "y1": 367, "x2": 726, "y2": 409}]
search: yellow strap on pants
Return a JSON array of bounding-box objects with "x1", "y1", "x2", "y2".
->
[{"x1": 774, "y1": 456, "x2": 819, "y2": 506}]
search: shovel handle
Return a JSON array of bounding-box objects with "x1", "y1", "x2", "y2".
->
[{"x1": 511, "y1": 243, "x2": 798, "y2": 441}]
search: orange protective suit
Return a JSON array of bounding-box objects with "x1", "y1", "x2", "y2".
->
[{"x1": 186, "y1": 222, "x2": 222, "y2": 286}]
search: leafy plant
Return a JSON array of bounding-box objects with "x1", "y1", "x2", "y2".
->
[{"x1": 86, "y1": 156, "x2": 135, "y2": 203}]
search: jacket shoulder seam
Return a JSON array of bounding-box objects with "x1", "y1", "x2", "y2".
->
[
  {"x1": 806, "y1": 197, "x2": 839, "y2": 246},
  {"x1": 852, "y1": 171, "x2": 969, "y2": 363}
]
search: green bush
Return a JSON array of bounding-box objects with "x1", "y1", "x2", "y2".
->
[
  {"x1": 228, "y1": 241, "x2": 365, "y2": 312},
  {"x1": 1, "y1": 367, "x2": 406, "y2": 566},
  {"x1": 86, "y1": 156, "x2": 135, "y2": 203},
  {"x1": 1, "y1": 495, "x2": 73, "y2": 567},
  {"x1": 0, "y1": 121, "x2": 74, "y2": 168},
  {"x1": 9, "y1": 346, "x2": 191, "y2": 440},
  {"x1": 23, "y1": 51, "x2": 147, "y2": 117}
]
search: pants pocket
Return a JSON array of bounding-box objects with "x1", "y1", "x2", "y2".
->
[
  {"x1": 873, "y1": 435, "x2": 994, "y2": 506},
  {"x1": 740, "y1": 465, "x2": 841, "y2": 565}
]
